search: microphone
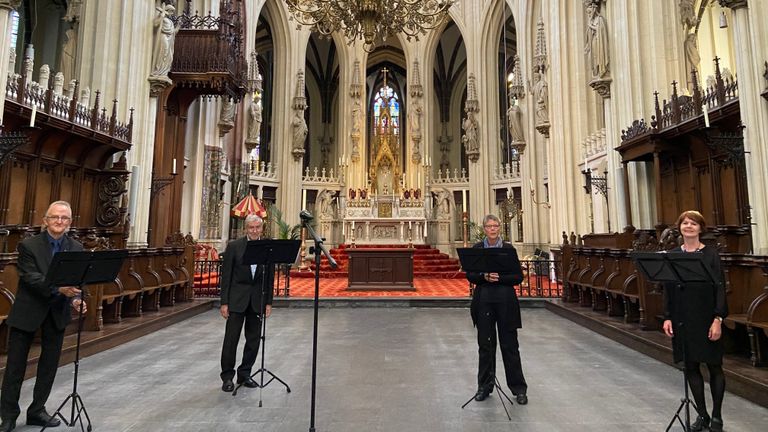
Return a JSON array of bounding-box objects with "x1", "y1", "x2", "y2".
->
[{"x1": 299, "y1": 210, "x2": 314, "y2": 224}]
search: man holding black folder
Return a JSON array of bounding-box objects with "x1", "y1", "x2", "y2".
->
[
  {"x1": 465, "y1": 214, "x2": 528, "y2": 405},
  {"x1": 1, "y1": 201, "x2": 85, "y2": 431},
  {"x1": 219, "y1": 215, "x2": 274, "y2": 392}
]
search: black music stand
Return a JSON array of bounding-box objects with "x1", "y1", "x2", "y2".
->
[
  {"x1": 42, "y1": 249, "x2": 128, "y2": 432},
  {"x1": 232, "y1": 239, "x2": 300, "y2": 407},
  {"x1": 456, "y1": 247, "x2": 520, "y2": 421},
  {"x1": 631, "y1": 251, "x2": 717, "y2": 432}
]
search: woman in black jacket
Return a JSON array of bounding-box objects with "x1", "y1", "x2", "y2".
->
[
  {"x1": 662, "y1": 210, "x2": 728, "y2": 432},
  {"x1": 465, "y1": 214, "x2": 528, "y2": 404}
]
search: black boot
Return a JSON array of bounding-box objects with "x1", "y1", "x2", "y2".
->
[
  {"x1": 690, "y1": 414, "x2": 710, "y2": 431},
  {"x1": 709, "y1": 417, "x2": 724, "y2": 432}
]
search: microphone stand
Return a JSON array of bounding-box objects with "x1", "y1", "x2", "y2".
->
[{"x1": 301, "y1": 211, "x2": 337, "y2": 432}]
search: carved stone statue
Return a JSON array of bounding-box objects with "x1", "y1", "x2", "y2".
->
[
  {"x1": 434, "y1": 188, "x2": 453, "y2": 220},
  {"x1": 585, "y1": 2, "x2": 610, "y2": 79},
  {"x1": 410, "y1": 103, "x2": 423, "y2": 137},
  {"x1": 679, "y1": 0, "x2": 697, "y2": 29},
  {"x1": 461, "y1": 111, "x2": 479, "y2": 155},
  {"x1": 506, "y1": 98, "x2": 524, "y2": 143},
  {"x1": 533, "y1": 71, "x2": 549, "y2": 125},
  {"x1": 219, "y1": 98, "x2": 235, "y2": 125},
  {"x1": 247, "y1": 94, "x2": 262, "y2": 141},
  {"x1": 58, "y1": 28, "x2": 77, "y2": 84},
  {"x1": 684, "y1": 32, "x2": 701, "y2": 77},
  {"x1": 351, "y1": 99, "x2": 362, "y2": 137},
  {"x1": 292, "y1": 109, "x2": 308, "y2": 152},
  {"x1": 316, "y1": 189, "x2": 335, "y2": 218},
  {"x1": 38, "y1": 64, "x2": 50, "y2": 89},
  {"x1": 150, "y1": 4, "x2": 180, "y2": 78}
]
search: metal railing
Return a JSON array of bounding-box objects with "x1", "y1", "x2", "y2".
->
[{"x1": 193, "y1": 257, "x2": 562, "y2": 299}]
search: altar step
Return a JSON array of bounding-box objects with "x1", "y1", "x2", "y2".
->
[{"x1": 290, "y1": 244, "x2": 464, "y2": 279}]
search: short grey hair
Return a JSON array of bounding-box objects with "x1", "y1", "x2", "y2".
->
[
  {"x1": 482, "y1": 214, "x2": 501, "y2": 226},
  {"x1": 244, "y1": 214, "x2": 263, "y2": 225},
  {"x1": 46, "y1": 200, "x2": 72, "y2": 216}
]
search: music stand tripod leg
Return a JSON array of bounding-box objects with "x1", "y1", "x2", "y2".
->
[
  {"x1": 665, "y1": 323, "x2": 697, "y2": 432},
  {"x1": 43, "y1": 288, "x2": 92, "y2": 432},
  {"x1": 460, "y1": 375, "x2": 513, "y2": 421}
]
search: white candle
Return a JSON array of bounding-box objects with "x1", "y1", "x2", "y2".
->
[
  {"x1": 702, "y1": 104, "x2": 710, "y2": 128},
  {"x1": 408, "y1": 220, "x2": 412, "y2": 230},
  {"x1": 302, "y1": 189, "x2": 307, "y2": 210},
  {"x1": 172, "y1": 158, "x2": 177, "y2": 175},
  {"x1": 584, "y1": 156, "x2": 588, "y2": 169},
  {"x1": 30, "y1": 104, "x2": 37, "y2": 127},
  {"x1": 423, "y1": 222, "x2": 427, "y2": 237},
  {"x1": 462, "y1": 190, "x2": 467, "y2": 213},
  {"x1": 351, "y1": 220, "x2": 355, "y2": 230},
  {"x1": 529, "y1": 178, "x2": 533, "y2": 190}
]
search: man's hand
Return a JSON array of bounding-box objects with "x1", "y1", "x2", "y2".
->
[
  {"x1": 58, "y1": 286, "x2": 81, "y2": 297},
  {"x1": 484, "y1": 272, "x2": 500, "y2": 283},
  {"x1": 220, "y1": 304, "x2": 229, "y2": 319},
  {"x1": 71, "y1": 298, "x2": 87, "y2": 314},
  {"x1": 265, "y1": 305, "x2": 272, "y2": 318}
]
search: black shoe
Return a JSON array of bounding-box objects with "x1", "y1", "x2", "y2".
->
[
  {"x1": 474, "y1": 387, "x2": 492, "y2": 401},
  {"x1": 0, "y1": 418, "x2": 16, "y2": 432},
  {"x1": 515, "y1": 393, "x2": 528, "y2": 405},
  {"x1": 26, "y1": 410, "x2": 60, "y2": 427},
  {"x1": 237, "y1": 377, "x2": 259, "y2": 388},
  {"x1": 709, "y1": 417, "x2": 724, "y2": 432},
  {"x1": 691, "y1": 414, "x2": 710, "y2": 431},
  {"x1": 222, "y1": 379, "x2": 235, "y2": 392}
]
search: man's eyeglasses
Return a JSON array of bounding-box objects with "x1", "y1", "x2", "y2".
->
[
  {"x1": 483, "y1": 224, "x2": 500, "y2": 229},
  {"x1": 45, "y1": 215, "x2": 72, "y2": 222}
]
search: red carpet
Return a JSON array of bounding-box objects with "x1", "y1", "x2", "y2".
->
[{"x1": 283, "y1": 277, "x2": 471, "y2": 298}]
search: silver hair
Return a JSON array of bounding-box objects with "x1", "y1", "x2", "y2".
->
[
  {"x1": 46, "y1": 200, "x2": 72, "y2": 216},
  {"x1": 244, "y1": 214, "x2": 263, "y2": 225},
  {"x1": 482, "y1": 214, "x2": 501, "y2": 226}
]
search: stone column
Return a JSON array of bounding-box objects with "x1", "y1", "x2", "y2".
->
[
  {"x1": 0, "y1": 1, "x2": 21, "y2": 125},
  {"x1": 720, "y1": 0, "x2": 768, "y2": 254}
]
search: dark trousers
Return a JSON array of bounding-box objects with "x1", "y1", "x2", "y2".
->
[
  {"x1": 220, "y1": 305, "x2": 262, "y2": 382},
  {"x1": 476, "y1": 301, "x2": 527, "y2": 395},
  {"x1": 1, "y1": 312, "x2": 65, "y2": 420}
]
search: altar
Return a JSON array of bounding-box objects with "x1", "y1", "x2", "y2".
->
[{"x1": 341, "y1": 196, "x2": 428, "y2": 245}]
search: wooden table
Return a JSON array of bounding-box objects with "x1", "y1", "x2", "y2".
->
[{"x1": 346, "y1": 248, "x2": 415, "y2": 290}]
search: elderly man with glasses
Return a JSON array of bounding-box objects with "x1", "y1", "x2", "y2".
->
[
  {"x1": 1, "y1": 201, "x2": 85, "y2": 431},
  {"x1": 465, "y1": 214, "x2": 528, "y2": 405}
]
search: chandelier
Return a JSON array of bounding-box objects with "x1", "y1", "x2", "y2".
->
[{"x1": 285, "y1": 0, "x2": 455, "y2": 52}]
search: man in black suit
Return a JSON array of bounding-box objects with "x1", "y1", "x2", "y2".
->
[
  {"x1": 220, "y1": 214, "x2": 274, "y2": 392},
  {"x1": 465, "y1": 214, "x2": 528, "y2": 405},
  {"x1": 1, "y1": 201, "x2": 86, "y2": 431}
]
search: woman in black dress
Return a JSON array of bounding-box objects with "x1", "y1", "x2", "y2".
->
[{"x1": 662, "y1": 210, "x2": 727, "y2": 432}]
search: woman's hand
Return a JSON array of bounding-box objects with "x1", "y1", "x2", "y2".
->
[
  {"x1": 708, "y1": 319, "x2": 722, "y2": 341},
  {"x1": 662, "y1": 319, "x2": 674, "y2": 337}
]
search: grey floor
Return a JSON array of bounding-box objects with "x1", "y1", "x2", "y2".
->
[{"x1": 11, "y1": 308, "x2": 768, "y2": 431}]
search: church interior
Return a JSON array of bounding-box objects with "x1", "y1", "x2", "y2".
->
[{"x1": 1, "y1": 0, "x2": 768, "y2": 430}]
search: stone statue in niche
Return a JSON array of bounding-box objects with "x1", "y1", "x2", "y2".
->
[
  {"x1": 506, "y1": 97, "x2": 524, "y2": 143},
  {"x1": 684, "y1": 32, "x2": 701, "y2": 78},
  {"x1": 150, "y1": 4, "x2": 180, "y2": 78},
  {"x1": 292, "y1": 108, "x2": 308, "y2": 152},
  {"x1": 461, "y1": 111, "x2": 479, "y2": 156},
  {"x1": 410, "y1": 103, "x2": 423, "y2": 137},
  {"x1": 532, "y1": 70, "x2": 549, "y2": 125},
  {"x1": 247, "y1": 93, "x2": 262, "y2": 141},
  {"x1": 584, "y1": 2, "x2": 610, "y2": 79},
  {"x1": 316, "y1": 189, "x2": 336, "y2": 218},
  {"x1": 219, "y1": 98, "x2": 235, "y2": 126}
]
